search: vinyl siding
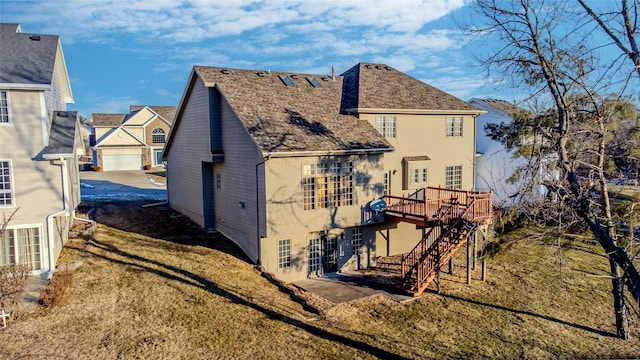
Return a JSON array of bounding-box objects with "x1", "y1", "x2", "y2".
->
[
  {"x1": 165, "y1": 77, "x2": 214, "y2": 226},
  {"x1": 212, "y1": 90, "x2": 263, "y2": 261}
]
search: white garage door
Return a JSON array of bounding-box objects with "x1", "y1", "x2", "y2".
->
[{"x1": 103, "y1": 154, "x2": 142, "y2": 171}]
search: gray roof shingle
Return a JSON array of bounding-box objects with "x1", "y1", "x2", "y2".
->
[
  {"x1": 0, "y1": 23, "x2": 59, "y2": 86},
  {"x1": 194, "y1": 66, "x2": 392, "y2": 153},
  {"x1": 43, "y1": 111, "x2": 79, "y2": 156},
  {"x1": 341, "y1": 63, "x2": 480, "y2": 112}
]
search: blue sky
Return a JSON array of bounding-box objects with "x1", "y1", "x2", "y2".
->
[{"x1": 1, "y1": 0, "x2": 508, "y2": 119}]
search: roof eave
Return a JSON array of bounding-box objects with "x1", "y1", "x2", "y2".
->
[
  {"x1": 0, "y1": 83, "x2": 51, "y2": 90},
  {"x1": 263, "y1": 147, "x2": 394, "y2": 158},
  {"x1": 346, "y1": 108, "x2": 487, "y2": 115}
]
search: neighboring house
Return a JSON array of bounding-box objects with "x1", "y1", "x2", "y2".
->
[
  {"x1": 163, "y1": 63, "x2": 486, "y2": 284},
  {"x1": 0, "y1": 23, "x2": 84, "y2": 275},
  {"x1": 470, "y1": 98, "x2": 558, "y2": 207},
  {"x1": 91, "y1": 105, "x2": 176, "y2": 171}
]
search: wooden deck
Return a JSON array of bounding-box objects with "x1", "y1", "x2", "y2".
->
[{"x1": 382, "y1": 187, "x2": 493, "y2": 226}]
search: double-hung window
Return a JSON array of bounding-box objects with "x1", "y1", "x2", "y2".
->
[
  {"x1": 0, "y1": 160, "x2": 13, "y2": 206},
  {"x1": 375, "y1": 116, "x2": 396, "y2": 138},
  {"x1": 278, "y1": 239, "x2": 291, "y2": 269},
  {"x1": 446, "y1": 116, "x2": 463, "y2": 137},
  {"x1": 445, "y1": 165, "x2": 463, "y2": 189},
  {"x1": 0, "y1": 91, "x2": 9, "y2": 124}
]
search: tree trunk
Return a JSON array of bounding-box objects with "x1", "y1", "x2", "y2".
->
[{"x1": 610, "y1": 259, "x2": 630, "y2": 340}]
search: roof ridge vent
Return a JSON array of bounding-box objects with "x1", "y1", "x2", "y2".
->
[
  {"x1": 29, "y1": 35, "x2": 41, "y2": 41},
  {"x1": 365, "y1": 64, "x2": 372, "y2": 69},
  {"x1": 257, "y1": 71, "x2": 265, "y2": 76},
  {"x1": 375, "y1": 65, "x2": 383, "y2": 70},
  {"x1": 221, "y1": 69, "x2": 230, "y2": 74}
]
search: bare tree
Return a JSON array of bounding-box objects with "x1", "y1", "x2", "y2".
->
[{"x1": 469, "y1": 0, "x2": 640, "y2": 339}]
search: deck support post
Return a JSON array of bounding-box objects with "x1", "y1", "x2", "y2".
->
[
  {"x1": 466, "y1": 236, "x2": 472, "y2": 285},
  {"x1": 482, "y1": 258, "x2": 487, "y2": 282},
  {"x1": 472, "y1": 232, "x2": 477, "y2": 270},
  {"x1": 448, "y1": 257, "x2": 453, "y2": 275},
  {"x1": 436, "y1": 271, "x2": 441, "y2": 294}
]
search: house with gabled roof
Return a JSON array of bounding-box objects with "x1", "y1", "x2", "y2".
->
[
  {"x1": 164, "y1": 63, "x2": 492, "y2": 293},
  {"x1": 91, "y1": 105, "x2": 176, "y2": 171},
  {"x1": 0, "y1": 23, "x2": 84, "y2": 275}
]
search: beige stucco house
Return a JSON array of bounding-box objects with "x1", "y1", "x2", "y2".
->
[
  {"x1": 0, "y1": 23, "x2": 84, "y2": 275},
  {"x1": 91, "y1": 105, "x2": 176, "y2": 171},
  {"x1": 163, "y1": 63, "x2": 486, "y2": 284}
]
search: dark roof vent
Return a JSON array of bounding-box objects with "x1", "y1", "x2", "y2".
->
[
  {"x1": 29, "y1": 35, "x2": 41, "y2": 41},
  {"x1": 290, "y1": 74, "x2": 298, "y2": 79},
  {"x1": 321, "y1": 76, "x2": 330, "y2": 81},
  {"x1": 257, "y1": 71, "x2": 265, "y2": 76},
  {"x1": 385, "y1": 66, "x2": 391, "y2": 70},
  {"x1": 57, "y1": 111, "x2": 69, "y2": 117},
  {"x1": 221, "y1": 69, "x2": 230, "y2": 74},
  {"x1": 365, "y1": 64, "x2": 372, "y2": 69},
  {"x1": 375, "y1": 65, "x2": 383, "y2": 70}
]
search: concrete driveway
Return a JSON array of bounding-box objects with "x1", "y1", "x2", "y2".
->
[{"x1": 79, "y1": 170, "x2": 166, "y2": 201}]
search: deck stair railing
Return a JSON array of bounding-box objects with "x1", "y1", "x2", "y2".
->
[
  {"x1": 379, "y1": 187, "x2": 492, "y2": 296},
  {"x1": 400, "y1": 204, "x2": 477, "y2": 295}
]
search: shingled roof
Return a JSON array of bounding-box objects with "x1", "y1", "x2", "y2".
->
[
  {"x1": 470, "y1": 98, "x2": 528, "y2": 116},
  {"x1": 194, "y1": 66, "x2": 392, "y2": 153},
  {"x1": 92, "y1": 113, "x2": 126, "y2": 127},
  {"x1": 130, "y1": 105, "x2": 177, "y2": 123},
  {"x1": 341, "y1": 63, "x2": 481, "y2": 113},
  {"x1": 0, "y1": 23, "x2": 59, "y2": 87}
]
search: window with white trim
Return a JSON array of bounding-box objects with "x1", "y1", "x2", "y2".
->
[
  {"x1": 445, "y1": 165, "x2": 463, "y2": 189},
  {"x1": 0, "y1": 91, "x2": 9, "y2": 124},
  {"x1": 0, "y1": 227, "x2": 41, "y2": 269},
  {"x1": 0, "y1": 160, "x2": 13, "y2": 206},
  {"x1": 351, "y1": 228, "x2": 362, "y2": 254},
  {"x1": 151, "y1": 128, "x2": 166, "y2": 144},
  {"x1": 375, "y1": 116, "x2": 396, "y2": 138},
  {"x1": 309, "y1": 238, "x2": 321, "y2": 273},
  {"x1": 411, "y1": 168, "x2": 427, "y2": 185},
  {"x1": 302, "y1": 161, "x2": 353, "y2": 210},
  {"x1": 278, "y1": 239, "x2": 291, "y2": 269},
  {"x1": 446, "y1": 116, "x2": 463, "y2": 137}
]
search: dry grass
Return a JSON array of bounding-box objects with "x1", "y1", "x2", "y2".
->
[{"x1": 1, "y1": 201, "x2": 639, "y2": 359}]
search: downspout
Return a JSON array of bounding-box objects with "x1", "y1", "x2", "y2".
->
[{"x1": 46, "y1": 157, "x2": 70, "y2": 279}]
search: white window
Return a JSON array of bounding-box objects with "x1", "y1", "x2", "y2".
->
[
  {"x1": 0, "y1": 226, "x2": 41, "y2": 269},
  {"x1": 446, "y1": 165, "x2": 463, "y2": 189},
  {"x1": 375, "y1": 116, "x2": 396, "y2": 138},
  {"x1": 278, "y1": 239, "x2": 291, "y2": 269},
  {"x1": 446, "y1": 116, "x2": 463, "y2": 137},
  {"x1": 0, "y1": 160, "x2": 13, "y2": 206},
  {"x1": 411, "y1": 168, "x2": 427, "y2": 185},
  {"x1": 302, "y1": 161, "x2": 353, "y2": 210},
  {"x1": 309, "y1": 238, "x2": 321, "y2": 273},
  {"x1": 0, "y1": 91, "x2": 9, "y2": 124},
  {"x1": 351, "y1": 228, "x2": 362, "y2": 254},
  {"x1": 151, "y1": 128, "x2": 166, "y2": 144}
]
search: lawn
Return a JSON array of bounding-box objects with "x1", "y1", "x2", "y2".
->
[{"x1": 1, "y1": 201, "x2": 639, "y2": 359}]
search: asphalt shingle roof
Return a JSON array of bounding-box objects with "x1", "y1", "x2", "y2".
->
[
  {"x1": 470, "y1": 98, "x2": 528, "y2": 116},
  {"x1": 0, "y1": 23, "x2": 59, "y2": 86},
  {"x1": 194, "y1": 66, "x2": 392, "y2": 153},
  {"x1": 43, "y1": 111, "x2": 78, "y2": 156},
  {"x1": 341, "y1": 63, "x2": 480, "y2": 112},
  {"x1": 92, "y1": 113, "x2": 126, "y2": 127}
]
